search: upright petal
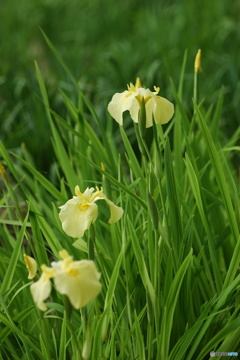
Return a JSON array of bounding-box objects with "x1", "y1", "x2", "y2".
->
[
  {"x1": 107, "y1": 91, "x2": 137, "y2": 125},
  {"x1": 153, "y1": 96, "x2": 174, "y2": 125},
  {"x1": 59, "y1": 197, "x2": 98, "y2": 238},
  {"x1": 135, "y1": 77, "x2": 142, "y2": 88}
]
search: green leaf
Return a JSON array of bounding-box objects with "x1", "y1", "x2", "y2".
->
[
  {"x1": 0, "y1": 312, "x2": 43, "y2": 358},
  {"x1": 127, "y1": 218, "x2": 155, "y2": 305},
  {"x1": 164, "y1": 139, "x2": 182, "y2": 258},
  {"x1": 59, "y1": 313, "x2": 67, "y2": 360},
  {"x1": 195, "y1": 103, "x2": 240, "y2": 288},
  {"x1": 159, "y1": 249, "x2": 192, "y2": 359},
  {"x1": 0, "y1": 207, "x2": 29, "y2": 295},
  {"x1": 12, "y1": 154, "x2": 65, "y2": 202}
]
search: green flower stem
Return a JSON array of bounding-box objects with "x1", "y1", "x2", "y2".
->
[
  {"x1": 134, "y1": 123, "x2": 147, "y2": 157},
  {"x1": 153, "y1": 229, "x2": 160, "y2": 343},
  {"x1": 193, "y1": 70, "x2": 198, "y2": 103},
  {"x1": 147, "y1": 324, "x2": 153, "y2": 360},
  {"x1": 146, "y1": 293, "x2": 154, "y2": 360},
  {"x1": 64, "y1": 296, "x2": 83, "y2": 360},
  {"x1": 101, "y1": 162, "x2": 112, "y2": 198},
  {"x1": 82, "y1": 307, "x2": 93, "y2": 360},
  {"x1": 136, "y1": 120, "x2": 171, "y2": 247},
  {"x1": 88, "y1": 224, "x2": 95, "y2": 261},
  {"x1": 139, "y1": 97, "x2": 147, "y2": 139},
  {"x1": 151, "y1": 121, "x2": 171, "y2": 240},
  {"x1": 36, "y1": 311, "x2": 53, "y2": 359},
  {"x1": 189, "y1": 69, "x2": 199, "y2": 138}
]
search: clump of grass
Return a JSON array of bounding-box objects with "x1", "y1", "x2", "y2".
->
[{"x1": 0, "y1": 35, "x2": 240, "y2": 360}]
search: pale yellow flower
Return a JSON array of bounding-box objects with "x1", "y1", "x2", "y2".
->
[
  {"x1": 59, "y1": 186, "x2": 123, "y2": 238},
  {"x1": 52, "y1": 250, "x2": 102, "y2": 309},
  {"x1": 107, "y1": 78, "x2": 174, "y2": 128},
  {"x1": 30, "y1": 250, "x2": 102, "y2": 311},
  {"x1": 24, "y1": 254, "x2": 37, "y2": 280},
  {"x1": 30, "y1": 265, "x2": 56, "y2": 311}
]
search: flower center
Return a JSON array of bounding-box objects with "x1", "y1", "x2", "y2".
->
[
  {"x1": 79, "y1": 201, "x2": 90, "y2": 211},
  {"x1": 75, "y1": 186, "x2": 104, "y2": 211},
  {"x1": 67, "y1": 268, "x2": 78, "y2": 276},
  {"x1": 127, "y1": 84, "x2": 160, "y2": 106}
]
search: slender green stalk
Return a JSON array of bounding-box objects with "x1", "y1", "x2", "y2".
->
[
  {"x1": 88, "y1": 225, "x2": 95, "y2": 261},
  {"x1": 64, "y1": 296, "x2": 83, "y2": 360}
]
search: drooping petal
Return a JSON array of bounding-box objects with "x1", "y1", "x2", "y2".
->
[
  {"x1": 30, "y1": 265, "x2": 55, "y2": 311},
  {"x1": 24, "y1": 254, "x2": 37, "y2": 280},
  {"x1": 59, "y1": 197, "x2": 98, "y2": 238},
  {"x1": 53, "y1": 260, "x2": 102, "y2": 309},
  {"x1": 153, "y1": 96, "x2": 174, "y2": 125},
  {"x1": 129, "y1": 97, "x2": 140, "y2": 124},
  {"x1": 107, "y1": 91, "x2": 138, "y2": 125},
  {"x1": 104, "y1": 198, "x2": 124, "y2": 224}
]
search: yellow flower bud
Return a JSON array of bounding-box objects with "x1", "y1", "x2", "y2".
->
[{"x1": 194, "y1": 49, "x2": 202, "y2": 72}]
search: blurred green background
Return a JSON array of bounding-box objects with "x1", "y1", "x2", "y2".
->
[{"x1": 1, "y1": 0, "x2": 239, "y2": 171}]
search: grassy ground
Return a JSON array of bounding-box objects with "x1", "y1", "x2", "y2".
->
[{"x1": 0, "y1": 1, "x2": 240, "y2": 359}]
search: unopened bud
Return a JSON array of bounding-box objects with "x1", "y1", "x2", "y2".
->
[
  {"x1": 194, "y1": 49, "x2": 202, "y2": 72},
  {"x1": 82, "y1": 326, "x2": 92, "y2": 360}
]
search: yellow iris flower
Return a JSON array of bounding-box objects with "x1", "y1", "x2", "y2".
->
[
  {"x1": 30, "y1": 250, "x2": 102, "y2": 311},
  {"x1": 107, "y1": 77, "x2": 174, "y2": 128},
  {"x1": 59, "y1": 186, "x2": 123, "y2": 238},
  {"x1": 52, "y1": 250, "x2": 102, "y2": 309}
]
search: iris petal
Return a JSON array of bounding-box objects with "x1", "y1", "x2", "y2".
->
[
  {"x1": 145, "y1": 98, "x2": 155, "y2": 128},
  {"x1": 153, "y1": 96, "x2": 174, "y2": 125},
  {"x1": 59, "y1": 197, "x2": 98, "y2": 238},
  {"x1": 129, "y1": 97, "x2": 140, "y2": 123},
  {"x1": 30, "y1": 266, "x2": 55, "y2": 311},
  {"x1": 53, "y1": 260, "x2": 102, "y2": 309},
  {"x1": 24, "y1": 254, "x2": 37, "y2": 280},
  {"x1": 107, "y1": 91, "x2": 137, "y2": 125},
  {"x1": 104, "y1": 198, "x2": 124, "y2": 224}
]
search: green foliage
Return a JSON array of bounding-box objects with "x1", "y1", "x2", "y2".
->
[{"x1": 1, "y1": 0, "x2": 240, "y2": 172}]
